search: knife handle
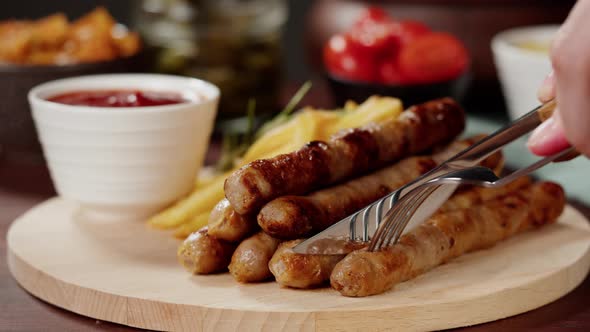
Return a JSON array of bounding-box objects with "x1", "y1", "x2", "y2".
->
[
  {"x1": 536, "y1": 100, "x2": 580, "y2": 162},
  {"x1": 536, "y1": 99, "x2": 556, "y2": 121}
]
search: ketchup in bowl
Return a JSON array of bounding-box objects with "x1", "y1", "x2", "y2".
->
[{"x1": 47, "y1": 90, "x2": 188, "y2": 107}]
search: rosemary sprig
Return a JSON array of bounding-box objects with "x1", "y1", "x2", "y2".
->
[
  {"x1": 255, "y1": 81, "x2": 312, "y2": 139},
  {"x1": 216, "y1": 81, "x2": 312, "y2": 171}
]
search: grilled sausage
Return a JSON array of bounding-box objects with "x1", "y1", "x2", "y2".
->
[
  {"x1": 269, "y1": 240, "x2": 366, "y2": 289},
  {"x1": 177, "y1": 227, "x2": 237, "y2": 274},
  {"x1": 229, "y1": 231, "x2": 282, "y2": 282},
  {"x1": 258, "y1": 156, "x2": 436, "y2": 239},
  {"x1": 330, "y1": 182, "x2": 565, "y2": 297},
  {"x1": 438, "y1": 176, "x2": 531, "y2": 213},
  {"x1": 225, "y1": 98, "x2": 465, "y2": 214},
  {"x1": 208, "y1": 199, "x2": 258, "y2": 242},
  {"x1": 267, "y1": 179, "x2": 528, "y2": 289},
  {"x1": 257, "y1": 136, "x2": 502, "y2": 240}
]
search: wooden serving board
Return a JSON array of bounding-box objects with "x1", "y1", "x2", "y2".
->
[{"x1": 7, "y1": 198, "x2": 590, "y2": 332}]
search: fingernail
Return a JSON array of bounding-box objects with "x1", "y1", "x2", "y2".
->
[
  {"x1": 527, "y1": 115, "x2": 571, "y2": 156},
  {"x1": 537, "y1": 71, "x2": 556, "y2": 103}
]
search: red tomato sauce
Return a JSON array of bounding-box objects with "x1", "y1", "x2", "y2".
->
[{"x1": 47, "y1": 90, "x2": 188, "y2": 107}]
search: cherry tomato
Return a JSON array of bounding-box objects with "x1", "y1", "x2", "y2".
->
[
  {"x1": 323, "y1": 33, "x2": 377, "y2": 82},
  {"x1": 378, "y1": 59, "x2": 408, "y2": 85},
  {"x1": 353, "y1": 6, "x2": 391, "y2": 29},
  {"x1": 349, "y1": 23, "x2": 399, "y2": 60},
  {"x1": 348, "y1": 18, "x2": 430, "y2": 65},
  {"x1": 349, "y1": 7, "x2": 398, "y2": 60},
  {"x1": 394, "y1": 20, "x2": 431, "y2": 46},
  {"x1": 398, "y1": 32, "x2": 469, "y2": 83}
]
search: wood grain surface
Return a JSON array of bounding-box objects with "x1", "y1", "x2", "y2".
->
[{"x1": 0, "y1": 160, "x2": 588, "y2": 330}]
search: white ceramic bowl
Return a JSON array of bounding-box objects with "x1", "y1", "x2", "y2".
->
[
  {"x1": 492, "y1": 25, "x2": 558, "y2": 120},
  {"x1": 28, "y1": 74, "x2": 219, "y2": 221}
]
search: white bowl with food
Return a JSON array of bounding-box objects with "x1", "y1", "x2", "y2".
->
[
  {"x1": 492, "y1": 25, "x2": 558, "y2": 120},
  {"x1": 28, "y1": 74, "x2": 219, "y2": 221}
]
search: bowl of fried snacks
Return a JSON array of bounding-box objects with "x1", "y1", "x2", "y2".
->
[{"x1": 0, "y1": 7, "x2": 144, "y2": 163}]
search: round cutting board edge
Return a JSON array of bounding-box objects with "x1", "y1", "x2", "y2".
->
[{"x1": 6, "y1": 198, "x2": 590, "y2": 332}]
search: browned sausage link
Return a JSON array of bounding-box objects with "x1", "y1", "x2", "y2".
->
[
  {"x1": 266, "y1": 179, "x2": 530, "y2": 289},
  {"x1": 256, "y1": 135, "x2": 499, "y2": 240},
  {"x1": 177, "y1": 227, "x2": 237, "y2": 275},
  {"x1": 261, "y1": 137, "x2": 505, "y2": 288},
  {"x1": 438, "y1": 176, "x2": 532, "y2": 213},
  {"x1": 258, "y1": 156, "x2": 437, "y2": 239},
  {"x1": 269, "y1": 240, "x2": 345, "y2": 288},
  {"x1": 330, "y1": 182, "x2": 565, "y2": 297},
  {"x1": 228, "y1": 231, "x2": 282, "y2": 283},
  {"x1": 208, "y1": 198, "x2": 258, "y2": 242},
  {"x1": 269, "y1": 240, "x2": 366, "y2": 289},
  {"x1": 225, "y1": 98, "x2": 465, "y2": 215}
]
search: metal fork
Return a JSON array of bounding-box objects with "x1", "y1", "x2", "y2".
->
[
  {"x1": 293, "y1": 100, "x2": 576, "y2": 255},
  {"x1": 369, "y1": 146, "x2": 575, "y2": 251}
]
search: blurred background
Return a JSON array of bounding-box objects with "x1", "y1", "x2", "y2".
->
[
  {"x1": 1, "y1": 1, "x2": 588, "y2": 206},
  {"x1": 0, "y1": 0, "x2": 581, "y2": 170},
  {"x1": 0, "y1": 0, "x2": 576, "y2": 112}
]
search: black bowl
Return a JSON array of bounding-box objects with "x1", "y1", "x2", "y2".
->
[
  {"x1": 326, "y1": 72, "x2": 471, "y2": 108},
  {"x1": 0, "y1": 53, "x2": 147, "y2": 164}
]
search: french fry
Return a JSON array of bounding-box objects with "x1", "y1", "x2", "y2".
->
[
  {"x1": 303, "y1": 110, "x2": 343, "y2": 141},
  {"x1": 255, "y1": 110, "x2": 325, "y2": 159},
  {"x1": 242, "y1": 116, "x2": 302, "y2": 164},
  {"x1": 195, "y1": 167, "x2": 223, "y2": 188},
  {"x1": 150, "y1": 96, "x2": 406, "y2": 238},
  {"x1": 343, "y1": 100, "x2": 358, "y2": 112},
  {"x1": 294, "y1": 110, "x2": 323, "y2": 145},
  {"x1": 173, "y1": 212, "x2": 209, "y2": 239},
  {"x1": 330, "y1": 96, "x2": 402, "y2": 133},
  {"x1": 243, "y1": 110, "x2": 340, "y2": 162},
  {"x1": 148, "y1": 172, "x2": 231, "y2": 229}
]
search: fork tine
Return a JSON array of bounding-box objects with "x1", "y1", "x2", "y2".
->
[
  {"x1": 371, "y1": 193, "x2": 413, "y2": 251},
  {"x1": 374, "y1": 194, "x2": 407, "y2": 248},
  {"x1": 388, "y1": 194, "x2": 397, "y2": 210},
  {"x1": 379, "y1": 187, "x2": 430, "y2": 250},
  {"x1": 391, "y1": 186, "x2": 438, "y2": 246},
  {"x1": 386, "y1": 186, "x2": 437, "y2": 248},
  {"x1": 349, "y1": 212, "x2": 359, "y2": 241},
  {"x1": 362, "y1": 205, "x2": 372, "y2": 242},
  {"x1": 395, "y1": 186, "x2": 437, "y2": 242},
  {"x1": 377, "y1": 206, "x2": 409, "y2": 250},
  {"x1": 374, "y1": 198, "x2": 386, "y2": 240},
  {"x1": 369, "y1": 208, "x2": 391, "y2": 250},
  {"x1": 373, "y1": 207, "x2": 399, "y2": 250},
  {"x1": 375, "y1": 198, "x2": 385, "y2": 230},
  {"x1": 370, "y1": 196, "x2": 395, "y2": 248},
  {"x1": 372, "y1": 185, "x2": 437, "y2": 251}
]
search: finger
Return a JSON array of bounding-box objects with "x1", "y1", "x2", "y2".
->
[
  {"x1": 527, "y1": 111, "x2": 571, "y2": 156},
  {"x1": 554, "y1": 73, "x2": 590, "y2": 156},
  {"x1": 537, "y1": 71, "x2": 556, "y2": 103},
  {"x1": 546, "y1": 0, "x2": 590, "y2": 157}
]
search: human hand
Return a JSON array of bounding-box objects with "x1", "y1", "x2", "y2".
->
[{"x1": 527, "y1": 0, "x2": 590, "y2": 157}]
